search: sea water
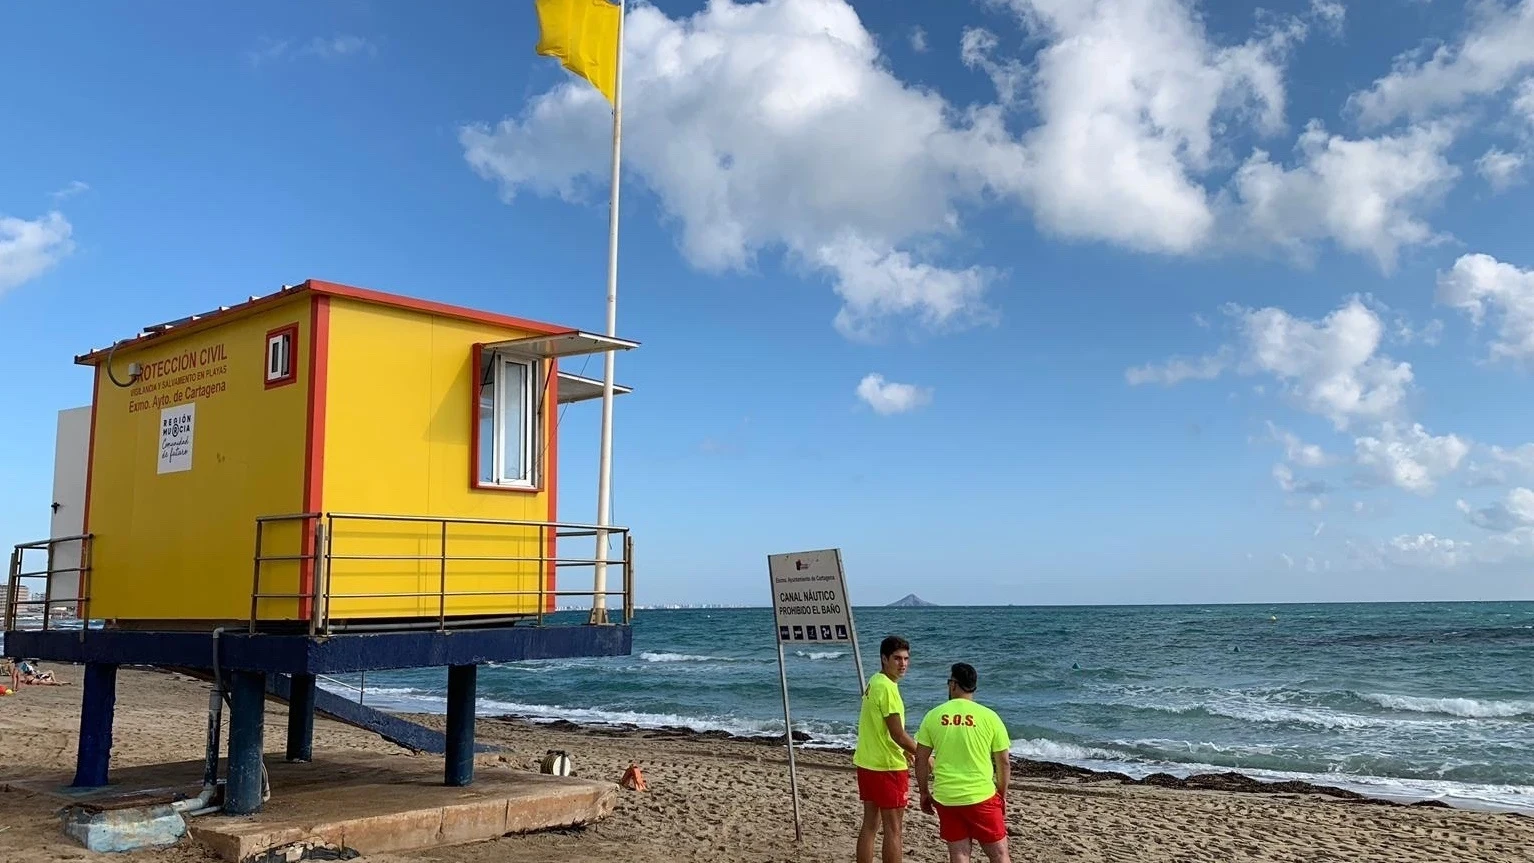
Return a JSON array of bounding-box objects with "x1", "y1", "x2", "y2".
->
[{"x1": 325, "y1": 602, "x2": 1533, "y2": 813}]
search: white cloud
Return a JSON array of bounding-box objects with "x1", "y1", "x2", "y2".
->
[
  {"x1": 463, "y1": 0, "x2": 1495, "y2": 347},
  {"x1": 461, "y1": 0, "x2": 1026, "y2": 339},
  {"x1": 307, "y1": 36, "x2": 373, "y2": 58},
  {"x1": 1266, "y1": 420, "x2": 1330, "y2": 467},
  {"x1": 1437, "y1": 252, "x2": 1534, "y2": 361},
  {"x1": 1130, "y1": 297, "x2": 1414, "y2": 429},
  {"x1": 1236, "y1": 299, "x2": 1414, "y2": 429},
  {"x1": 1476, "y1": 148, "x2": 1527, "y2": 191},
  {"x1": 50, "y1": 181, "x2": 90, "y2": 201},
  {"x1": 1229, "y1": 120, "x2": 1459, "y2": 271},
  {"x1": 249, "y1": 35, "x2": 376, "y2": 65},
  {"x1": 1273, "y1": 462, "x2": 1329, "y2": 495},
  {"x1": 1353, "y1": 422, "x2": 1470, "y2": 494},
  {"x1": 1393, "y1": 316, "x2": 1445, "y2": 347},
  {"x1": 909, "y1": 26, "x2": 928, "y2": 53},
  {"x1": 1310, "y1": 0, "x2": 1346, "y2": 38},
  {"x1": 0, "y1": 210, "x2": 74, "y2": 296},
  {"x1": 1412, "y1": 441, "x2": 1531, "y2": 489},
  {"x1": 813, "y1": 235, "x2": 997, "y2": 338},
  {"x1": 960, "y1": 28, "x2": 1028, "y2": 106},
  {"x1": 465, "y1": 0, "x2": 1481, "y2": 340},
  {"x1": 1348, "y1": 0, "x2": 1534, "y2": 126},
  {"x1": 1490, "y1": 443, "x2": 1534, "y2": 473},
  {"x1": 1356, "y1": 292, "x2": 1444, "y2": 347},
  {"x1": 856, "y1": 373, "x2": 933, "y2": 415},
  {"x1": 1458, "y1": 487, "x2": 1534, "y2": 531},
  {"x1": 992, "y1": 0, "x2": 1307, "y2": 255},
  {"x1": 1125, "y1": 346, "x2": 1231, "y2": 385},
  {"x1": 1385, "y1": 532, "x2": 1469, "y2": 568},
  {"x1": 1464, "y1": 460, "x2": 1511, "y2": 488},
  {"x1": 1515, "y1": 77, "x2": 1534, "y2": 126},
  {"x1": 991, "y1": 0, "x2": 1452, "y2": 269},
  {"x1": 1339, "y1": 532, "x2": 1474, "y2": 571}
]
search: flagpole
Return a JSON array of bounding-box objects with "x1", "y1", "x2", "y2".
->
[{"x1": 590, "y1": 0, "x2": 625, "y2": 625}]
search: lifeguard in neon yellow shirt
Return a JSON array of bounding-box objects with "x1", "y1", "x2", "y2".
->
[
  {"x1": 915, "y1": 662, "x2": 1012, "y2": 863},
  {"x1": 852, "y1": 635, "x2": 919, "y2": 863}
]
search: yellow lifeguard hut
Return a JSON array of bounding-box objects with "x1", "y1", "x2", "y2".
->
[
  {"x1": 73, "y1": 278, "x2": 634, "y2": 631},
  {"x1": 4, "y1": 278, "x2": 638, "y2": 813}
]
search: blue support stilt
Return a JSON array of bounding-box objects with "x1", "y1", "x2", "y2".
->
[
  {"x1": 227, "y1": 670, "x2": 267, "y2": 814},
  {"x1": 286, "y1": 673, "x2": 316, "y2": 763},
  {"x1": 72, "y1": 662, "x2": 118, "y2": 788},
  {"x1": 445, "y1": 664, "x2": 477, "y2": 787}
]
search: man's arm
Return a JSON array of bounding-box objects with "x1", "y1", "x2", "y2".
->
[
  {"x1": 915, "y1": 743, "x2": 936, "y2": 812},
  {"x1": 883, "y1": 713, "x2": 918, "y2": 758},
  {"x1": 992, "y1": 717, "x2": 1012, "y2": 796}
]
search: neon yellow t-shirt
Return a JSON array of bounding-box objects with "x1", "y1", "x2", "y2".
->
[
  {"x1": 915, "y1": 698, "x2": 1010, "y2": 806},
  {"x1": 852, "y1": 672, "x2": 908, "y2": 772}
]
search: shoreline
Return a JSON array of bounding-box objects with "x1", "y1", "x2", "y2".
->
[{"x1": 444, "y1": 712, "x2": 1486, "y2": 813}]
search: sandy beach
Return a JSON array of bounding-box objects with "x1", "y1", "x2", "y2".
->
[{"x1": 0, "y1": 666, "x2": 1530, "y2": 863}]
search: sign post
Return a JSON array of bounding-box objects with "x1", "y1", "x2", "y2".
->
[
  {"x1": 767, "y1": 548, "x2": 864, "y2": 844},
  {"x1": 771, "y1": 633, "x2": 803, "y2": 844}
]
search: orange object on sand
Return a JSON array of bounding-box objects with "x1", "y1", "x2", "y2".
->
[{"x1": 619, "y1": 763, "x2": 646, "y2": 791}]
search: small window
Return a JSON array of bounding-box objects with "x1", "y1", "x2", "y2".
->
[
  {"x1": 267, "y1": 335, "x2": 290, "y2": 379},
  {"x1": 476, "y1": 349, "x2": 541, "y2": 489},
  {"x1": 264, "y1": 324, "x2": 298, "y2": 388}
]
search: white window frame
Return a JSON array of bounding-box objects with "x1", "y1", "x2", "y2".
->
[
  {"x1": 478, "y1": 351, "x2": 541, "y2": 488},
  {"x1": 266, "y1": 332, "x2": 292, "y2": 383}
]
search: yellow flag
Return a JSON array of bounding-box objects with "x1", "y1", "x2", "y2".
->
[{"x1": 534, "y1": 0, "x2": 622, "y2": 104}]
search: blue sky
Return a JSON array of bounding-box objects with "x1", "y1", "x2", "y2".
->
[{"x1": 4, "y1": 0, "x2": 1534, "y2": 606}]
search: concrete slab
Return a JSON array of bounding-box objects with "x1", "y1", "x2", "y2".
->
[
  {"x1": 6, "y1": 751, "x2": 618, "y2": 862},
  {"x1": 61, "y1": 803, "x2": 189, "y2": 853}
]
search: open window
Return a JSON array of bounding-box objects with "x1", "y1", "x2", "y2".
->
[
  {"x1": 264, "y1": 324, "x2": 298, "y2": 389},
  {"x1": 476, "y1": 348, "x2": 542, "y2": 489},
  {"x1": 472, "y1": 329, "x2": 639, "y2": 492}
]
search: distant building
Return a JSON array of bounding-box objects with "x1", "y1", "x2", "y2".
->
[{"x1": 2, "y1": 584, "x2": 32, "y2": 618}]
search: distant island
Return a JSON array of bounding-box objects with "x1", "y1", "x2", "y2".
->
[{"x1": 887, "y1": 594, "x2": 937, "y2": 608}]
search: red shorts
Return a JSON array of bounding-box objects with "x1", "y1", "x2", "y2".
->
[
  {"x1": 934, "y1": 793, "x2": 1006, "y2": 844},
  {"x1": 856, "y1": 767, "x2": 909, "y2": 810}
]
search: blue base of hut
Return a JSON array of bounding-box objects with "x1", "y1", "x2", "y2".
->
[{"x1": 3, "y1": 624, "x2": 633, "y2": 814}]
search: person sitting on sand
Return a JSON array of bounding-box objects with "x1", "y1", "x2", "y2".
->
[
  {"x1": 915, "y1": 663, "x2": 1012, "y2": 863},
  {"x1": 854, "y1": 635, "x2": 919, "y2": 863},
  {"x1": 16, "y1": 659, "x2": 62, "y2": 685}
]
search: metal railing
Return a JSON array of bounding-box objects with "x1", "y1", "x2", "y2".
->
[
  {"x1": 4, "y1": 534, "x2": 92, "y2": 633},
  {"x1": 318, "y1": 672, "x2": 369, "y2": 705},
  {"x1": 249, "y1": 512, "x2": 633, "y2": 635}
]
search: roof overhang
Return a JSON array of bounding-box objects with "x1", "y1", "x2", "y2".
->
[
  {"x1": 76, "y1": 279, "x2": 584, "y2": 365},
  {"x1": 483, "y1": 330, "x2": 639, "y2": 360},
  {"x1": 556, "y1": 371, "x2": 633, "y2": 404}
]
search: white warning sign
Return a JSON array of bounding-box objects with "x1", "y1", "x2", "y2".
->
[{"x1": 768, "y1": 548, "x2": 853, "y2": 644}]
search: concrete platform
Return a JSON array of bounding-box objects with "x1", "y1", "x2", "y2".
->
[{"x1": 6, "y1": 751, "x2": 618, "y2": 861}]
